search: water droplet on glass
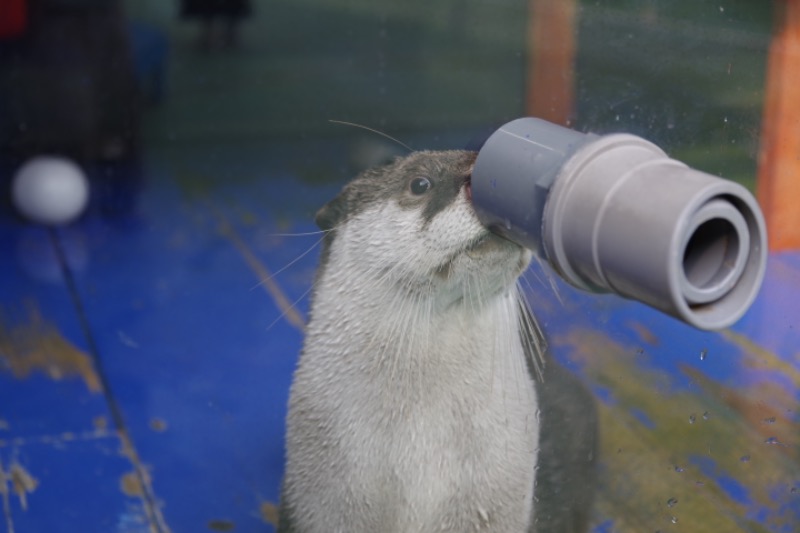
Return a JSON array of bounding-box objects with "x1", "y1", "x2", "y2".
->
[
  {"x1": 703, "y1": 411, "x2": 710, "y2": 420},
  {"x1": 699, "y1": 348, "x2": 708, "y2": 361},
  {"x1": 689, "y1": 414, "x2": 696, "y2": 424},
  {"x1": 765, "y1": 437, "x2": 782, "y2": 446},
  {"x1": 740, "y1": 454, "x2": 751, "y2": 463},
  {"x1": 719, "y1": 6, "x2": 725, "y2": 12},
  {"x1": 674, "y1": 465, "x2": 685, "y2": 473},
  {"x1": 504, "y1": 219, "x2": 512, "y2": 230},
  {"x1": 791, "y1": 487, "x2": 798, "y2": 494},
  {"x1": 667, "y1": 497, "x2": 678, "y2": 508},
  {"x1": 671, "y1": 516, "x2": 679, "y2": 524},
  {"x1": 763, "y1": 416, "x2": 776, "y2": 424},
  {"x1": 695, "y1": 480, "x2": 705, "y2": 487}
]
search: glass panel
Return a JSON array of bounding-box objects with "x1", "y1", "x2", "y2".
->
[{"x1": 0, "y1": 1, "x2": 796, "y2": 532}]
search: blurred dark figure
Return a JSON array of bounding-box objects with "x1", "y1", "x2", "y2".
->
[
  {"x1": 129, "y1": 20, "x2": 169, "y2": 108},
  {"x1": 0, "y1": 0, "x2": 143, "y2": 218},
  {"x1": 180, "y1": 0, "x2": 252, "y2": 51}
]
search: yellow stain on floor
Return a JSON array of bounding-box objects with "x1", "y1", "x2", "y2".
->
[
  {"x1": 260, "y1": 501, "x2": 279, "y2": 527},
  {"x1": 558, "y1": 326, "x2": 799, "y2": 533},
  {"x1": 0, "y1": 305, "x2": 101, "y2": 393},
  {"x1": 722, "y1": 330, "x2": 800, "y2": 389},
  {"x1": 116, "y1": 431, "x2": 171, "y2": 533},
  {"x1": 0, "y1": 460, "x2": 39, "y2": 512},
  {"x1": 120, "y1": 471, "x2": 145, "y2": 498}
]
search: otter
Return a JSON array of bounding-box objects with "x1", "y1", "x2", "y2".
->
[{"x1": 278, "y1": 150, "x2": 597, "y2": 533}]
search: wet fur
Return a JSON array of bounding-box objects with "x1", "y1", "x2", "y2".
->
[{"x1": 278, "y1": 151, "x2": 597, "y2": 532}]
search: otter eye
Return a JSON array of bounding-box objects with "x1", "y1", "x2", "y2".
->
[{"x1": 410, "y1": 177, "x2": 432, "y2": 195}]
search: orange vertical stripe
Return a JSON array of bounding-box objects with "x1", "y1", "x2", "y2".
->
[
  {"x1": 525, "y1": 0, "x2": 578, "y2": 126},
  {"x1": 0, "y1": 0, "x2": 27, "y2": 38},
  {"x1": 758, "y1": 0, "x2": 800, "y2": 251}
]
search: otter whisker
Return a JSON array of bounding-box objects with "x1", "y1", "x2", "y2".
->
[
  {"x1": 250, "y1": 234, "x2": 326, "y2": 291},
  {"x1": 328, "y1": 119, "x2": 413, "y2": 152},
  {"x1": 269, "y1": 229, "x2": 335, "y2": 237},
  {"x1": 516, "y1": 286, "x2": 546, "y2": 382},
  {"x1": 532, "y1": 254, "x2": 565, "y2": 307},
  {"x1": 520, "y1": 263, "x2": 545, "y2": 292},
  {"x1": 267, "y1": 282, "x2": 316, "y2": 331}
]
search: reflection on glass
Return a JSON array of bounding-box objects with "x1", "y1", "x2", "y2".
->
[{"x1": 0, "y1": 1, "x2": 796, "y2": 532}]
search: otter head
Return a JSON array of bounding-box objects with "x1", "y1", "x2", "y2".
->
[{"x1": 316, "y1": 150, "x2": 532, "y2": 306}]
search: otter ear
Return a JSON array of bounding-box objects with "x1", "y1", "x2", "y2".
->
[{"x1": 315, "y1": 193, "x2": 348, "y2": 231}]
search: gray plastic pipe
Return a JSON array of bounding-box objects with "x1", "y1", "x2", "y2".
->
[{"x1": 471, "y1": 117, "x2": 767, "y2": 330}]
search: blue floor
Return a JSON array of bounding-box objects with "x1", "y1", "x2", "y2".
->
[{"x1": 1, "y1": 143, "x2": 798, "y2": 532}]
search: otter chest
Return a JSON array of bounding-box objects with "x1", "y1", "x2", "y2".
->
[{"x1": 337, "y1": 318, "x2": 540, "y2": 532}]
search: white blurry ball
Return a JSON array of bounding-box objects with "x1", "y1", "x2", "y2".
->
[{"x1": 12, "y1": 156, "x2": 90, "y2": 225}]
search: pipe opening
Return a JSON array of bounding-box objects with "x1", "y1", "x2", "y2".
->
[{"x1": 683, "y1": 218, "x2": 740, "y2": 293}]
